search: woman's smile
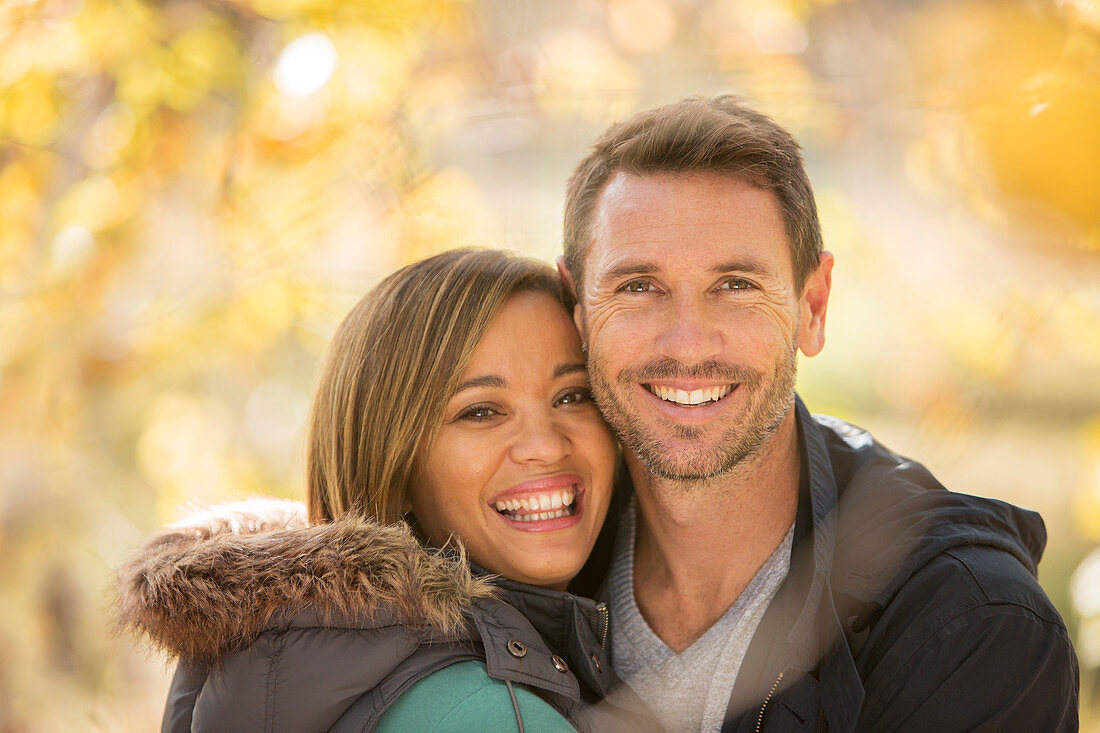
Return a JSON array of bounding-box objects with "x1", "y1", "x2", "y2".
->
[{"x1": 490, "y1": 473, "x2": 585, "y2": 529}]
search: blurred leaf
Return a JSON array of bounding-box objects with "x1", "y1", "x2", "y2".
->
[{"x1": 1, "y1": 73, "x2": 62, "y2": 146}]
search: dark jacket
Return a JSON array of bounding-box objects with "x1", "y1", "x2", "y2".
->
[
  {"x1": 116, "y1": 500, "x2": 656, "y2": 732},
  {"x1": 573, "y1": 397, "x2": 1079, "y2": 732}
]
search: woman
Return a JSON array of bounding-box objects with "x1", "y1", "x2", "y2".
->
[{"x1": 118, "y1": 250, "x2": 655, "y2": 731}]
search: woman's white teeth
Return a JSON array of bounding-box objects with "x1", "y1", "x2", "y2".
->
[
  {"x1": 650, "y1": 384, "x2": 732, "y2": 406},
  {"x1": 494, "y1": 489, "x2": 576, "y2": 519},
  {"x1": 510, "y1": 508, "x2": 570, "y2": 522}
]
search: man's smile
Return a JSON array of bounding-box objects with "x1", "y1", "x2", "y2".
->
[{"x1": 643, "y1": 383, "x2": 735, "y2": 407}]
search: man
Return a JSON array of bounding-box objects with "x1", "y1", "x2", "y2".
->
[{"x1": 561, "y1": 95, "x2": 1078, "y2": 731}]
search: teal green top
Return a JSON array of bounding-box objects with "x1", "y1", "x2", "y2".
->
[{"x1": 376, "y1": 660, "x2": 576, "y2": 732}]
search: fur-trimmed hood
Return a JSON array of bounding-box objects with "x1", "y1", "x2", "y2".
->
[{"x1": 117, "y1": 499, "x2": 495, "y2": 666}]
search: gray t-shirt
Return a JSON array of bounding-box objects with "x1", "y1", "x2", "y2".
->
[{"x1": 607, "y1": 499, "x2": 794, "y2": 732}]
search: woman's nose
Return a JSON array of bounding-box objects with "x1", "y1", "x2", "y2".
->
[{"x1": 509, "y1": 412, "x2": 571, "y2": 465}]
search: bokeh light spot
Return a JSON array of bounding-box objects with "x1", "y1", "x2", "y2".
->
[
  {"x1": 1072, "y1": 546, "x2": 1100, "y2": 617},
  {"x1": 274, "y1": 32, "x2": 338, "y2": 97},
  {"x1": 48, "y1": 225, "x2": 95, "y2": 277}
]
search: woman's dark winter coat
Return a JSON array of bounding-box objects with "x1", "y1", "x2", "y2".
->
[{"x1": 117, "y1": 499, "x2": 655, "y2": 732}]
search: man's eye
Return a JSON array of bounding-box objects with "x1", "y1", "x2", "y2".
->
[
  {"x1": 555, "y1": 388, "x2": 593, "y2": 407},
  {"x1": 623, "y1": 280, "x2": 652, "y2": 293},
  {"x1": 457, "y1": 405, "x2": 499, "y2": 421},
  {"x1": 721, "y1": 278, "x2": 754, "y2": 291}
]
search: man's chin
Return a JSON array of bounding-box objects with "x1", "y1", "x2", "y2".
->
[
  {"x1": 624, "y1": 415, "x2": 786, "y2": 483},
  {"x1": 630, "y1": 441, "x2": 742, "y2": 483}
]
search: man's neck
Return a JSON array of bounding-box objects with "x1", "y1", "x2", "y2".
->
[{"x1": 627, "y1": 410, "x2": 801, "y2": 653}]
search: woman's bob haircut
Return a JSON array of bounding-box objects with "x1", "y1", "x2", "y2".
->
[{"x1": 306, "y1": 248, "x2": 569, "y2": 525}]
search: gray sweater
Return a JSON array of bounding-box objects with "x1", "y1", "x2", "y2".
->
[{"x1": 607, "y1": 498, "x2": 794, "y2": 732}]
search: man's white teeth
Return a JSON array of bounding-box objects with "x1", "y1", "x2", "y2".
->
[
  {"x1": 494, "y1": 489, "x2": 576, "y2": 519},
  {"x1": 650, "y1": 384, "x2": 732, "y2": 406}
]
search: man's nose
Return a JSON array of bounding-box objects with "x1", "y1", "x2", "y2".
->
[
  {"x1": 654, "y1": 295, "x2": 723, "y2": 365},
  {"x1": 509, "y1": 412, "x2": 572, "y2": 465}
]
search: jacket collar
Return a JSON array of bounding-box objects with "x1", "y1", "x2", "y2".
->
[
  {"x1": 788, "y1": 394, "x2": 841, "y2": 665},
  {"x1": 723, "y1": 396, "x2": 864, "y2": 731},
  {"x1": 467, "y1": 574, "x2": 659, "y2": 732},
  {"x1": 466, "y1": 568, "x2": 613, "y2": 699}
]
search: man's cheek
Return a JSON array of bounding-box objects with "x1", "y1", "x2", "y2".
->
[
  {"x1": 588, "y1": 303, "x2": 653, "y2": 340},
  {"x1": 578, "y1": 305, "x2": 614, "y2": 347},
  {"x1": 758, "y1": 302, "x2": 798, "y2": 336}
]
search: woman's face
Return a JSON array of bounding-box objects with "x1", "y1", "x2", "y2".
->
[{"x1": 409, "y1": 290, "x2": 616, "y2": 590}]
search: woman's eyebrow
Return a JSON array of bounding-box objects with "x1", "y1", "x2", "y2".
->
[
  {"x1": 554, "y1": 362, "x2": 587, "y2": 379},
  {"x1": 453, "y1": 375, "x2": 505, "y2": 394}
]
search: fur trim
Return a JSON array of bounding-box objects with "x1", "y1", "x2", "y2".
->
[{"x1": 117, "y1": 499, "x2": 495, "y2": 666}]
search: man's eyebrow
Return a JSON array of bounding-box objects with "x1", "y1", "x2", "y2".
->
[
  {"x1": 453, "y1": 375, "x2": 505, "y2": 394},
  {"x1": 553, "y1": 362, "x2": 587, "y2": 379},
  {"x1": 604, "y1": 261, "x2": 776, "y2": 280},
  {"x1": 711, "y1": 260, "x2": 775, "y2": 277},
  {"x1": 604, "y1": 262, "x2": 658, "y2": 279}
]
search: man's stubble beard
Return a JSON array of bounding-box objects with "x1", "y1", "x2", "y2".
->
[{"x1": 587, "y1": 345, "x2": 797, "y2": 484}]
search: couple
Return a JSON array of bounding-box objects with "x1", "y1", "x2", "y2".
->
[{"x1": 120, "y1": 96, "x2": 1078, "y2": 731}]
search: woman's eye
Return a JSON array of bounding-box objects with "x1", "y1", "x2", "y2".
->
[
  {"x1": 457, "y1": 405, "x2": 499, "y2": 422},
  {"x1": 556, "y1": 388, "x2": 593, "y2": 406}
]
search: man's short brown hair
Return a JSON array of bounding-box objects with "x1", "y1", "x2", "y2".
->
[{"x1": 563, "y1": 94, "x2": 823, "y2": 292}]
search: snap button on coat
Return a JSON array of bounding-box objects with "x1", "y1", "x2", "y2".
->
[
  {"x1": 507, "y1": 638, "x2": 528, "y2": 658},
  {"x1": 552, "y1": 655, "x2": 569, "y2": 673}
]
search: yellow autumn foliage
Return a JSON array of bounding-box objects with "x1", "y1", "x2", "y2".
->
[{"x1": 1, "y1": 0, "x2": 1098, "y2": 729}]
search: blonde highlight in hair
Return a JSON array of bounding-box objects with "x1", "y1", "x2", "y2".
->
[{"x1": 306, "y1": 249, "x2": 566, "y2": 525}]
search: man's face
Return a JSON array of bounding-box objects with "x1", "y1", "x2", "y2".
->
[{"x1": 571, "y1": 171, "x2": 831, "y2": 482}]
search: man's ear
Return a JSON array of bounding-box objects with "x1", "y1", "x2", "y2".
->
[
  {"x1": 797, "y1": 251, "x2": 834, "y2": 358},
  {"x1": 556, "y1": 256, "x2": 587, "y2": 346},
  {"x1": 556, "y1": 255, "x2": 577, "y2": 298}
]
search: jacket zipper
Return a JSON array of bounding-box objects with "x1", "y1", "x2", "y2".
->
[
  {"x1": 755, "y1": 670, "x2": 784, "y2": 732},
  {"x1": 596, "y1": 602, "x2": 609, "y2": 648}
]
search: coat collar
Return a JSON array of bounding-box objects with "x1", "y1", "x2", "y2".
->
[
  {"x1": 466, "y1": 570, "x2": 613, "y2": 700},
  {"x1": 722, "y1": 396, "x2": 864, "y2": 731},
  {"x1": 788, "y1": 394, "x2": 842, "y2": 665}
]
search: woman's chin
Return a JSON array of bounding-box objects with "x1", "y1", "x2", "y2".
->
[
  {"x1": 480, "y1": 557, "x2": 583, "y2": 591},
  {"x1": 517, "y1": 570, "x2": 574, "y2": 592}
]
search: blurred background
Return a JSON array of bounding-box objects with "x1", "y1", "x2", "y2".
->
[{"x1": 1, "y1": 0, "x2": 1098, "y2": 729}]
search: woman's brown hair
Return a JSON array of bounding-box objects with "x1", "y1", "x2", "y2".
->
[{"x1": 306, "y1": 249, "x2": 568, "y2": 525}]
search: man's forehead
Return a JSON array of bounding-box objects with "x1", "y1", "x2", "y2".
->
[
  {"x1": 584, "y1": 170, "x2": 793, "y2": 280},
  {"x1": 596, "y1": 169, "x2": 767, "y2": 207},
  {"x1": 586, "y1": 246, "x2": 784, "y2": 285},
  {"x1": 594, "y1": 170, "x2": 729, "y2": 216}
]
